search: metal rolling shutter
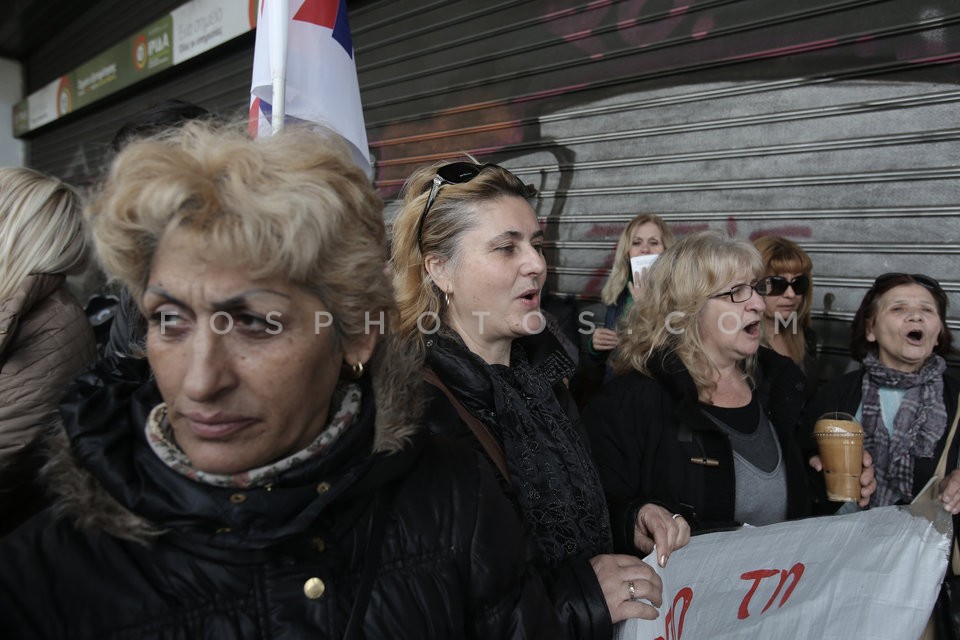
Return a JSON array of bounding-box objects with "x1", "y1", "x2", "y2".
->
[{"x1": 353, "y1": 0, "x2": 960, "y2": 377}]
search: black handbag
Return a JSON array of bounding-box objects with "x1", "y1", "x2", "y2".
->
[
  {"x1": 925, "y1": 395, "x2": 960, "y2": 640},
  {"x1": 933, "y1": 577, "x2": 960, "y2": 640}
]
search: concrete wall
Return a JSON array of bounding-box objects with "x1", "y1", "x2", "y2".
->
[{"x1": 0, "y1": 57, "x2": 23, "y2": 166}]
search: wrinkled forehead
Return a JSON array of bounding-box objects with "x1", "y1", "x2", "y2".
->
[{"x1": 875, "y1": 283, "x2": 940, "y2": 309}]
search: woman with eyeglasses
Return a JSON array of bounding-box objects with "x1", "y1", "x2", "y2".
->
[
  {"x1": 804, "y1": 273, "x2": 959, "y2": 514},
  {"x1": 392, "y1": 160, "x2": 686, "y2": 638},
  {"x1": 584, "y1": 231, "x2": 875, "y2": 540},
  {"x1": 753, "y1": 236, "x2": 819, "y2": 390}
]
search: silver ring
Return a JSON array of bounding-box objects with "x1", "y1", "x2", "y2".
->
[
  {"x1": 627, "y1": 581, "x2": 636, "y2": 599},
  {"x1": 672, "y1": 513, "x2": 682, "y2": 520}
]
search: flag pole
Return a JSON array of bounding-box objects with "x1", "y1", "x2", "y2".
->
[{"x1": 268, "y1": 0, "x2": 289, "y2": 134}]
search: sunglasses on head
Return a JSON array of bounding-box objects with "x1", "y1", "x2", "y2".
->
[
  {"x1": 763, "y1": 274, "x2": 811, "y2": 296},
  {"x1": 414, "y1": 162, "x2": 498, "y2": 250},
  {"x1": 872, "y1": 272, "x2": 943, "y2": 294}
]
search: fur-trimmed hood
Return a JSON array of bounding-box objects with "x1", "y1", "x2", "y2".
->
[{"x1": 43, "y1": 335, "x2": 425, "y2": 546}]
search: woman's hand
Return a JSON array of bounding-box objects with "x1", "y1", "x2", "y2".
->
[
  {"x1": 856, "y1": 451, "x2": 876, "y2": 508},
  {"x1": 808, "y1": 451, "x2": 876, "y2": 508},
  {"x1": 591, "y1": 327, "x2": 619, "y2": 352},
  {"x1": 938, "y1": 469, "x2": 960, "y2": 514},
  {"x1": 589, "y1": 554, "x2": 663, "y2": 624},
  {"x1": 634, "y1": 503, "x2": 691, "y2": 567}
]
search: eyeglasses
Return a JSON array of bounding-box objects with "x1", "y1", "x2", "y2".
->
[
  {"x1": 415, "y1": 162, "x2": 497, "y2": 250},
  {"x1": 710, "y1": 280, "x2": 771, "y2": 303},
  {"x1": 763, "y1": 274, "x2": 811, "y2": 296},
  {"x1": 872, "y1": 272, "x2": 943, "y2": 294}
]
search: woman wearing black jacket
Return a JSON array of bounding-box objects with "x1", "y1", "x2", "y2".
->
[
  {"x1": 584, "y1": 232, "x2": 875, "y2": 549},
  {"x1": 0, "y1": 123, "x2": 559, "y2": 639},
  {"x1": 391, "y1": 160, "x2": 688, "y2": 638}
]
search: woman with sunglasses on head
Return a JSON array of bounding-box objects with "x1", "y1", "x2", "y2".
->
[
  {"x1": 584, "y1": 232, "x2": 875, "y2": 542},
  {"x1": 392, "y1": 160, "x2": 684, "y2": 639},
  {"x1": 804, "y1": 273, "x2": 959, "y2": 515},
  {"x1": 753, "y1": 236, "x2": 819, "y2": 391}
]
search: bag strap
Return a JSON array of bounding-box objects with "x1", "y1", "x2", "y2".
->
[
  {"x1": 422, "y1": 368, "x2": 512, "y2": 486},
  {"x1": 935, "y1": 396, "x2": 960, "y2": 480},
  {"x1": 933, "y1": 393, "x2": 960, "y2": 575},
  {"x1": 343, "y1": 483, "x2": 398, "y2": 640}
]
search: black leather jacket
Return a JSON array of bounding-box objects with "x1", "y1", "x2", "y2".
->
[
  {"x1": 421, "y1": 329, "x2": 613, "y2": 640},
  {"x1": 0, "y1": 357, "x2": 561, "y2": 639}
]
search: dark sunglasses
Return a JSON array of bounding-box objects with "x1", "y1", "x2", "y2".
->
[
  {"x1": 763, "y1": 274, "x2": 811, "y2": 296},
  {"x1": 415, "y1": 162, "x2": 498, "y2": 250},
  {"x1": 872, "y1": 272, "x2": 943, "y2": 294}
]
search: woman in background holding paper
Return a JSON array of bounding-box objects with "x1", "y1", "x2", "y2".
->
[
  {"x1": 804, "y1": 273, "x2": 959, "y2": 512},
  {"x1": 584, "y1": 232, "x2": 875, "y2": 546},
  {"x1": 589, "y1": 214, "x2": 673, "y2": 376}
]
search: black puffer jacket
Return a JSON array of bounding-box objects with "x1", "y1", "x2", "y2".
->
[
  {"x1": 584, "y1": 347, "x2": 815, "y2": 550},
  {"x1": 0, "y1": 357, "x2": 561, "y2": 639},
  {"x1": 421, "y1": 330, "x2": 612, "y2": 640}
]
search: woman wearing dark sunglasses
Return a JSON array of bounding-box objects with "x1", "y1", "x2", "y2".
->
[
  {"x1": 392, "y1": 161, "x2": 684, "y2": 638},
  {"x1": 804, "y1": 273, "x2": 959, "y2": 515},
  {"x1": 753, "y1": 236, "x2": 819, "y2": 390},
  {"x1": 584, "y1": 232, "x2": 875, "y2": 541}
]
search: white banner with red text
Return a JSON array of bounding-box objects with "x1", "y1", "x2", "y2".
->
[{"x1": 616, "y1": 503, "x2": 951, "y2": 640}]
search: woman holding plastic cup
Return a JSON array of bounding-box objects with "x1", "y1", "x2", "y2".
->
[
  {"x1": 584, "y1": 231, "x2": 875, "y2": 541},
  {"x1": 805, "y1": 273, "x2": 959, "y2": 512}
]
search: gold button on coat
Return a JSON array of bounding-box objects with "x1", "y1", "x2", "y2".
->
[
  {"x1": 229, "y1": 493, "x2": 246, "y2": 504},
  {"x1": 316, "y1": 482, "x2": 331, "y2": 494},
  {"x1": 303, "y1": 577, "x2": 326, "y2": 599}
]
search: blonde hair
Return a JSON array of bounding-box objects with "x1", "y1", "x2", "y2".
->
[
  {"x1": 391, "y1": 160, "x2": 535, "y2": 355},
  {"x1": 88, "y1": 120, "x2": 389, "y2": 346},
  {"x1": 0, "y1": 167, "x2": 88, "y2": 302},
  {"x1": 600, "y1": 213, "x2": 674, "y2": 305},
  {"x1": 612, "y1": 231, "x2": 763, "y2": 396},
  {"x1": 753, "y1": 235, "x2": 813, "y2": 366}
]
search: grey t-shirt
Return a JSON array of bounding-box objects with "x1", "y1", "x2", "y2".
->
[{"x1": 701, "y1": 399, "x2": 788, "y2": 526}]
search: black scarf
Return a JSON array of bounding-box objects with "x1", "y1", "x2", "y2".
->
[{"x1": 427, "y1": 329, "x2": 612, "y2": 565}]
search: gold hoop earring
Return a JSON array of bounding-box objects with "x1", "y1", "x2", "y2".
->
[
  {"x1": 350, "y1": 361, "x2": 364, "y2": 379},
  {"x1": 445, "y1": 290, "x2": 451, "y2": 306}
]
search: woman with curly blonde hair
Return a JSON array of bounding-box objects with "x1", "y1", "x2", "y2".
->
[
  {"x1": 0, "y1": 124, "x2": 560, "y2": 638},
  {"x1": 585, "y1": 231, "x2": 874, "y2": 540}
]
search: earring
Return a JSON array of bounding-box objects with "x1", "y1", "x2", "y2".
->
[
  {"x1": 444, "y1": 290, "x2": 451, "y2": 306},
  {"x1": 350, "y1": 361, "x2": 364, "y2": 379}
]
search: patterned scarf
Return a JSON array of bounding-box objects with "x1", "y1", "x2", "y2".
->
[
  {"x1": 488, "y1": 342, "x2": 613, "y2": 564},
  {"x1": 860, "y1": 351, "x2": 947, "y2": 506},
  {"x1": 145, "y1": 382, "x2": 362, "y2": 488}
]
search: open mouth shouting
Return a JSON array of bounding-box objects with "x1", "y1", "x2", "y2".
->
[{"x1": 905, "y1": 328, "x2": 926, "y2": 345}]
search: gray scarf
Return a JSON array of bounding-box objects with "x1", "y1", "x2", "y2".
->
[{"x1": 861, "y1": 351, "x2": 947, "y2": 506}]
